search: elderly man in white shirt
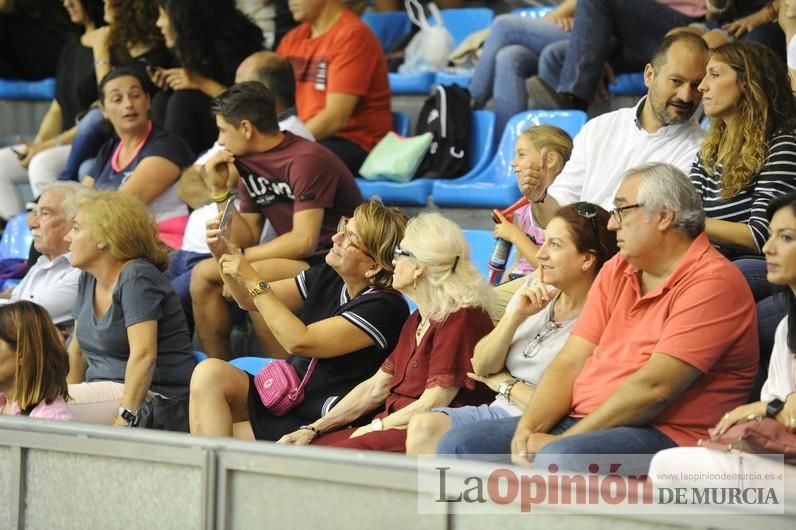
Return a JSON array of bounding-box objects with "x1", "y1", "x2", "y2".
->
[
  {"x1": 527, "y1": 32, "x2": 709, "y2": 229},
  {"x1": 0, "y1": 182, "x2": 87, "y2": 325}
]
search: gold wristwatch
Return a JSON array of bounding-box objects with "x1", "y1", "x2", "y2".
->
[{"x1": 249, "y1": 280, "x2": 271, "y2": 299}]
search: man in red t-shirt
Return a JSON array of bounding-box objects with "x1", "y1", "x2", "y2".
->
[
  {"x1": 191, "y1": 82, "x2": 362, "y2": 359},
  {"x1": 436, "y1": 162, "x2": 758, "y2": 473},
  {"x1": 277, "y1": 0, "x2": 392, "y2": 174}
]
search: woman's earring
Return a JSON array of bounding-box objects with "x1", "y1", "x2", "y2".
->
[{"x1": 412, "y1": 278, "x2": 417, "y2": 290}]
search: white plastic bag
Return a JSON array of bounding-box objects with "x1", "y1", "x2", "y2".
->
[{"x1": 398, "y1": 0, "x2": 454, "y2": 74}]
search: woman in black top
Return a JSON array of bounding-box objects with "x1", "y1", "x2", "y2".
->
[
  {"x1": 0, "y1": 0, "x2": 104, "y2": 220},
  {"x1": 189, "y1": 199, "x2": 411, "y2": 441},
  {"x1": 150, "y1": 0, "x2": 264, "y2": 155}
]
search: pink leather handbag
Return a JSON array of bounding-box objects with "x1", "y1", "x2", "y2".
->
[{"x1": 253, "y1": 358, "x2": 317, "y2": 416}]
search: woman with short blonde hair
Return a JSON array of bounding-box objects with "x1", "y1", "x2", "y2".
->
[{"x1": 65, "y1": 191, "x2": 194, "y2": 426}]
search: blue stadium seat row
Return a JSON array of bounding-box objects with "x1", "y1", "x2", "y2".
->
[{"x1": 357, "y1": 109, "x2": 587, "y2": 209}]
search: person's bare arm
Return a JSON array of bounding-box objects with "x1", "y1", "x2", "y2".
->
[
  {"x1": 177, "y1": 165, "x2": 212, "y2": 209},
  {"x1": 305, "y1": 93, "x2": 360, "y2": 141},
  {"x1": 118, "y1": 156, "x2": 182, "y2": 205}
]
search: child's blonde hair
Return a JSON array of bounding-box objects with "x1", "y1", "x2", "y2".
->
[{"x1": 519, "y1": 124, "x2": 573, "y2": 173}]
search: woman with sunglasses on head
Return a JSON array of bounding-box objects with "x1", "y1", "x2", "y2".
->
[
  {"x1": 189, "y1": 199, "x2": 410, "y2": 441},
  {"x1": 277, "y1": 212, "x2": 497, "y2": 453},
  {"x1": 405, "y1": 203, "x2": 618, "y2": 455}
]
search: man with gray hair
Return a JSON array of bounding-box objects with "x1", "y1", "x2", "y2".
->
[
  {"x1": 437, "y1": 162, "x2": 758, "y2": 473},
  {"x1": 0, "y1": 182, "x2": 86, "y2": 326}
]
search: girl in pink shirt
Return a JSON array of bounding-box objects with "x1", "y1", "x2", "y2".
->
[{"x1": 0, "y1": 301, "x2": 73, "y2": 421}]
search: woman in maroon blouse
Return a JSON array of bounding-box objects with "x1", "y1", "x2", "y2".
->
[{"x1": 277, "y1": 212, "x2": 496, "y2": 452}]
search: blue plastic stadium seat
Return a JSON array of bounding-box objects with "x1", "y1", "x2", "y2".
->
[
  {"x1": 463, "y1": 229, "x2": 495, "y2": 280},
  {"x1": 229, "y1": 356, "x2": 272, "y2": 376},
  {"x1": 608, "y1": 72, "x2": 646, "y2": 96},
  {"x1": 432, "y1": 110, "x2": 587, "y2": 208},
  {"x1": 0, "y1": 213, "x2": 33, "y2": 260},
  {"x1": 0, "y1": 77, "x2": 56, "y2": 101},
  {"x1": 434, "y1": 71, "x2": 471, "y2": 88},
  {"x1": 389, "y1": 8, "x2": 493, "y2": 95},
  {"x1": 392, "y1": 111, "x2": 411, "y2": 137},
  {"x1": 362, "y1": 11, "x2": 412, "y2": 52},
  {"x1": 357, "y1": 110, "x2": 495, "y2": 205},
  {"x1": 511, "y1": 6, "x2": 555, "y2": 17},
  {"x1": 440, "y1": 7, "x2": 494, "y2": 48},
  {"x1": 193, "y1": 351, "x2": 208, "y2": 363},
  {"x1": 388, "y1": 71, "x2": 436, "y2": 95}
]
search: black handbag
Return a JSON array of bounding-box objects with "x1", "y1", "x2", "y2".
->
[{"x1": 134, "y1": 393, "x2": 190, "y2": 432}]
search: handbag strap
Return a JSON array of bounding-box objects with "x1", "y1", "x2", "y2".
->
[{"x1": 295, "y1": 357, "x2": 318, "y2": 393}]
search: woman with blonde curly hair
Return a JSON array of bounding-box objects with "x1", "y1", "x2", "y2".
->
[
  {"x1": 65, "y1": 191, "x2": 194, "y2": 426},
  {"x1": 690, "y1": 40, "x2": 796, "y2": 374},
  {"x1": 277, "y1": 212, "x2": 495, "y2": 452}
]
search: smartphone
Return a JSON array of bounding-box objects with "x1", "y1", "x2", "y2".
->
[{"x1": 217, "y1": 198, "x2": 236, "y2": 240}]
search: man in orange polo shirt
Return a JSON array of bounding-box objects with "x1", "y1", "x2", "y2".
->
[{"x1": 436, "y1": 162, "x2": 758, "y2": 472}]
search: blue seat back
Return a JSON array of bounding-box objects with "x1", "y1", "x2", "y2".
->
[
  {"x1": 362, "y1": 11, "x2": 412, "y2": 51},
  {"x1": 229, "y1": 356, "x2": 272, "y2": 376},
  {"x1": 0, "y1": 213, "x2": 33, "y2": 260},
  {"x1": 468, "y1": 110, "x2": 497, "y2": 172},
  {"x1": 462, "y1": 229, "x2": 496, "y2": 280},
  {"x1": 439, "y1": 7, "x2": 494, "y2": 48},
  {"x1": 392, "y1": 111, "x2": 411, "y2": 136},
  {"x1": 491, "y1": 110, "x2": 587, "y2": 190}
]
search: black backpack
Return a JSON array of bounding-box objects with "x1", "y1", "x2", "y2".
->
[{"x1": 414, "y1": 84, "x2": 471, "y2": 179}]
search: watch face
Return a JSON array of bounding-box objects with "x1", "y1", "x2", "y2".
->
[{"x1": 259, "y1": 282, "x2": 269, "y2": 290}]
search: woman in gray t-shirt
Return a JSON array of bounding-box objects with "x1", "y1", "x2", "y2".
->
[
  {"x1": 65, "y1": 191, "x2": 194, "y2": 426},
  {"x1": 405, "y1": 203, "x2": 618, "y2": 455}
]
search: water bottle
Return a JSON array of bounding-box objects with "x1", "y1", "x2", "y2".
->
[{"x1": 487, "y1": 238, "x2": 512, "y2": 285}]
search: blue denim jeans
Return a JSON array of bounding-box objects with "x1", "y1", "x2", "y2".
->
[
  {"x1": 468, "y1": 14, "x2": 568, "y2": 136},
  {"x1": 556, "y1": 0, "x2": 696, "y2": 103},
  {"x1": 166, "y1": 249, "x2": 211, "y2": 331},
  {"x1": 437, "y1": 415, "x2": 677, "y2": 473},
  {"x1": 57, "y1": 108, "x2": 111, "y2": 182}
]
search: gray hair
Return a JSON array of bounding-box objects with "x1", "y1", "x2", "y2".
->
[
  {"x1": 622, "y1": 162, "x2": 705, "y2": 237},
  {"x1": 40, "y1": 182, "x2": 89, "y2": 220}
]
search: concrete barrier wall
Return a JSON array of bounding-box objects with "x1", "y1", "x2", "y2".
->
[{"x1": 1, "y1": 417, "x2": 793, "y2": 530}]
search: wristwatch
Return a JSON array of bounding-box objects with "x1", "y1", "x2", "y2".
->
[
  {"x1": 371, "y1": 418, "x2": 384, "y2": 431},
  {"x1": 765, "y1": 398, "x2": 785, "y2": 418},
  {"x1": 249, "y1": 280, "x2": 271, "y2": 299},
  {"x1": 498, "y1": 378, "x2": 519, "y2": 402},
  {"x1": 117, "y1": 406, "x2": 138, "y2": 426}
]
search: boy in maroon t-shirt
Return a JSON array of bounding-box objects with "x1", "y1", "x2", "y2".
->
[{"x1": 191, "y1": 81, "x2": 362, "y2": 359}]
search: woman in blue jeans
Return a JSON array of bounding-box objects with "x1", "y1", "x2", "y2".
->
[{"x1": 469, "y1": 1, "x2": 574, "y2": 136}]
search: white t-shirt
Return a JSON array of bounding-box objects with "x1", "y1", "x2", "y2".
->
[
  {"x1": 490, "y1": 277, "x2": 577, "y2": 416},
  {"x1": 788, "y1": 35, "x2": 796, "y2": 70},
  {"x1": 760, "y1": 317, "x2": 796, "y2": 402},
  {"x1": 548, "y1": 98, "x2": 705, "y2": 212}
]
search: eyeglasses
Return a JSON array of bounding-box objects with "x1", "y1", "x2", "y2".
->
[
  {"x1": 610, "y1": 203, "x2": 644, "y2": 225},
  {"x1": 337, "y1": 217, "x2": 373, "y2": 259},
  {"x1": 522, "y1": 320, "x2": 561, "y2": 359},
  {"x1": 575, "y1": 201, "x2": 600, "y2": 243},
  {"x1": 393, "y1": 245, "x2": 415, "y2": 260}
]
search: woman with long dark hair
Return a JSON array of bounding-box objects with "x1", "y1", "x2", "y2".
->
[{"x1": 150, "y1": 0, "x2": 263, "y2": 155}]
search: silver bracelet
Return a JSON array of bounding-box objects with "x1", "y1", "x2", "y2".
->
[{"x1": 706, "y1": 0, "x2": 730, "y2": 15}]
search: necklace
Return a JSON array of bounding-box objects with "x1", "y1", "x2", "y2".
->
[{"x1": 416, "y1": 317, "x2": 431, "y2": 338}]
